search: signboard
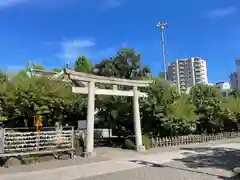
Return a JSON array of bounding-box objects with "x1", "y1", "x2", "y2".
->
[
  {"x1": 34, "y1": 115, "x2": 43, "y2": 131},
  {"x1": 78, "y1": 120, "x2": 87, "y2": 130}
]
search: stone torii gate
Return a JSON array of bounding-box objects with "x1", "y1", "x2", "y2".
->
[{"x1": 65, "y1": 69, "x2": 152, "y2": 157}]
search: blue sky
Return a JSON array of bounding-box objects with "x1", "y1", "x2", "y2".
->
[{"x1": 0, "y1": 0, "x2": 239, "y2": 82}]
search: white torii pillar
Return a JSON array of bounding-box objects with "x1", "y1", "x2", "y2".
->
[
  {"x1": 85, "y1": 81, "x2": 96, "y2": 157},
  {"x1": 133, "y1": 86, "x2": 145, "y2": 151}
]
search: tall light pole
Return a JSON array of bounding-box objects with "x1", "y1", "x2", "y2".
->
[{"x1": 156, "y1": 21, "x2": 167, "y2": 81}]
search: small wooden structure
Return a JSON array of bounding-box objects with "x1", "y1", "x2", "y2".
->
[{"x1": 0, "y1": 127, "x2": 74, "y2": 158}]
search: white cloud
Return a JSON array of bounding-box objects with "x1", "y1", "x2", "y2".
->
[
  {"x1": 100, "y1": 0, "x2": 123, "y2": 9},
  {"x1": 0, "y1": 0, "x2": 124, "y2": 10},
  {"x1": 0, "y1": 0, "x2": 28, "y2": 8},
  {"x1": 205, "y1": 6, "x2": 237, "y2": 19},
  {"x1": 57, "y1": 39, "x2": 96, "y2": 62},
  {"x1": 56, "y1": 38, "x2": 119, "y2": 64}
]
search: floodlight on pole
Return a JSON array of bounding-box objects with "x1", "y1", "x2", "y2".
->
[{"x1": 156, "y1": 21, "x2": 167, "y2": 81}]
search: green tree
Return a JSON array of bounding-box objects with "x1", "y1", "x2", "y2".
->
[
  {"x1": 75, "y1": 56, "x2": 93, "y2": 73},
  {"x1": 167, "y1": 96, "x2": 197, "y2": 135},
  {"x1": 190, "y1": 84, "x2": 222, "y2": 133},
  {"x1": 0, "y1": 73, "x2": 86, "y2": 128},
  {"x1": 0, "y1": 71, "x2": 8, "y2": 84},
  {"x1": 27, "y1": 61, "x2": 44, "y2": 70},
  {"x1": 142, "y1": 78, "x2": 178, "y2": 136},
  {"x1": 94, "y1": 48, "x2": 151, "y2": 136},
  {"x1": 51, "y1": 68, "x2": 61, "y2": 73},
  {"x1": 219, "y1": 97, "x2": 240, "y2": 131},
  {"x1": 94, "y1": 48, "x2": 150, "y2": 79},
  {"x1": 229, "y1": 90, "x2": 240, "y2": 99}
]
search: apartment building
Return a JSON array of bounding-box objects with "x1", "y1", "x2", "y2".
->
[
  {"x1": 230, "y1": 72, "x2": 238, "y2": 90},
  {"x1": 230, "y1": 57, "x2": 240, "y2": 90},
  {"x1": 167, "y1": 57, "x2": 208, "y2": 93}
]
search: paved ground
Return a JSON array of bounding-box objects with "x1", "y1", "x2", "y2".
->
[
  {"x1": 1, "y1": 138, "x2": 240, "y2": 180},
  {"x1": 77, "y1": 142, "x2": 240, "y2": 180},
  {"x1": 78, "y1": 161, "x2": 236, "y2": 180}
]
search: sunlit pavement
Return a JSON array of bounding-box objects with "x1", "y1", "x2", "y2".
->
[{"x1": 1, "y1": 140, "x2": 240, "y2": 180}]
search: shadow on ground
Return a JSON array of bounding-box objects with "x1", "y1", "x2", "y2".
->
[
  {"x1": 129, "y1": 146, "x2": 240, "y2": 180},
  {"x1": 176, "y1": 147, "x2": 240, "y2": 179},
  {"x1": 175, "y1": 147, "x2": 240, "y2": 176},
  {"x1": 129, "y1": 159, "x2": 240, "y2": 180}
]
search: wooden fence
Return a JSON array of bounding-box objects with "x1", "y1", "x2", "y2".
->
[
  {"x1": 150, "y1": 132, "x2": 240, "y2": 148},
  {"x1": 0, "y1": 127, "x2": 74, "y2": 157}
]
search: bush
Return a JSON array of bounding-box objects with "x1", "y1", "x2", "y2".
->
[
  {"x1": 142, "y1": 134, "x2": 150, "y2": 149},
  {"x1": 123, "y1": 134, "x2": 150, "y2": 150},
  {"x1": 94, "y1": 130, "x2": 102, "y2": 141},
  {"x1": 123, "y1": 138, "x2": 136, "y2": 150}
]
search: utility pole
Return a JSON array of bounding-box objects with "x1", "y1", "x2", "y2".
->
[{"x1": 156, "y1": 21, "x2": 167, "y2": 81}]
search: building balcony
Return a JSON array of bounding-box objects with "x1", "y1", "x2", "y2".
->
[
  {"x1": 179, "y1": 66, "x2": 184, "y2": 70},
  {"x1": 195, "y1": 64, "x2": 201, "y2": 69},
  {"x1": 194, "y1": 57, "x2": 201, "y2": 61},
  {"x1": 178, "y1": 60, "x2": 185, "y2": 64},
  {"x1": 194, "y1": 61, "x2": 201, "y2": 65},
  {"x1": 195, "y1": 71, "x2": 204, "y2": 76},
  {"x1": 195, "y1": 76, "x2": 204, "y2": 80}
]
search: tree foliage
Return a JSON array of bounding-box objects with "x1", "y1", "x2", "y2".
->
[
  {"x1": 75, "y1": 56, "x2": 93, "y2": 73},
  {"x1": 0, "y1": 48, "x2": 239, "y2": 138},
  {"x1": 190, "y1": 84, "x2": 222, "y2": 133},
  {"x1": 0, "y1": 71, "x2": 8, "y2": 84},
  {"x1": 0, "y1": 73, "x2": 85, "y2": 128},
  {"x1": 94, "y1": 48, "x2": 150, "y2": 136}
]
